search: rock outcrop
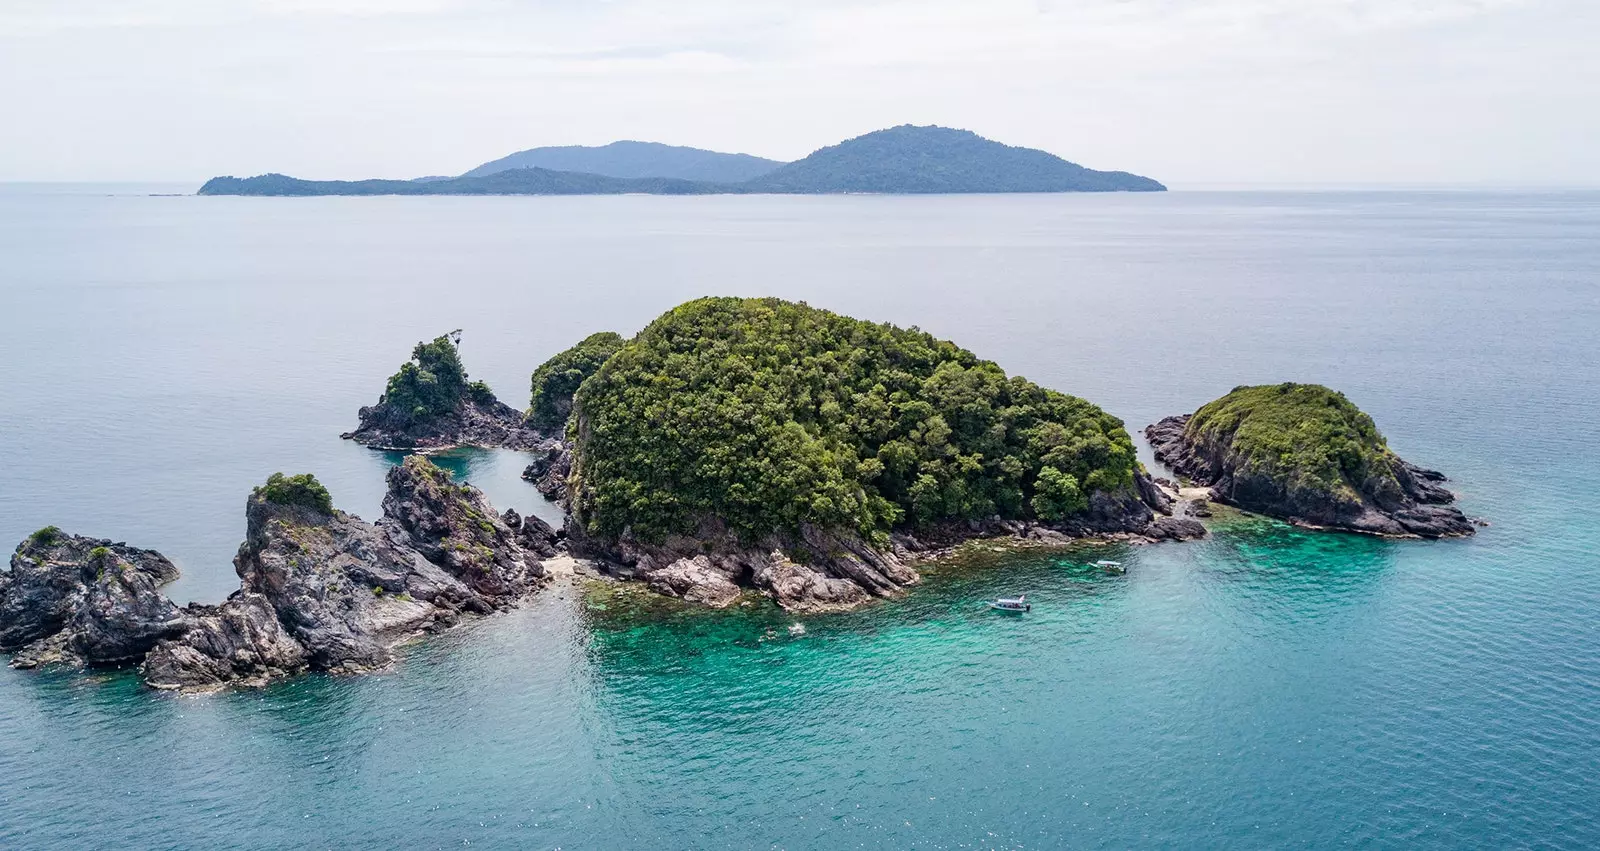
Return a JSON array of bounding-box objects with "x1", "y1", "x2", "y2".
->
[
  {"x1": 520, "y1": 440, "x2": 572, "y2": 503},
  {"x1": 4, "y1": 459, "x2": 557, "y2": 691},
  {"x1": 379, "y1": 456, "x2": 547, "y2": 600},
  {"x1": 341, "y1": 331, "x2": 546, "y2": 451},
  {"x1": 1146, "y1": 385, "x2": 1475, "y2": 538},
  {"x1": 567, "y1": 517, "x2": 920, "y2": 613},
  {"x1": 142, "y1": 593, "x2": 308, "y2": 689},
  {"x1": 0, "y1": 530, "x2": 187, "y2": 668},
  {"x1": 343, "y1": 393, "x2": 544, "y2": 451}
]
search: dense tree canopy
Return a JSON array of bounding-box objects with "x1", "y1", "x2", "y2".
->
[
  {"x1": 527, "y1": 332, "x2": 625, "y2": 433},
  {"x1": 254, "y1": 473, "x2": 334, "y2": 515},
  {"x1": 570, "y1": 297, "x2": 1138, "y2": 543},
  {"x1": 381, "y1": 332, "x2": 494, "y2": 425},
  {"x1": 1186, "y1": 383, "x2": 1396, "y2": 499}
]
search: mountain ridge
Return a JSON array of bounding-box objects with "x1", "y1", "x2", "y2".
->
[
  {"x1": 460, "y1": 140, "x2": 784, "y2": 183},
  {"x1": 199, "y1": 126, "x2": 1165, "y2": 196}
]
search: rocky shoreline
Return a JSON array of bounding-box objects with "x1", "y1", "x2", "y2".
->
[
  {"x1": 561, "y1": 471, "x2": 1205, "y2": 613},
  {"x1": 343, "y1": 394, "x2": 547, "y2": 452},
  {"x1": 1, "y1": 458, "x2": 560, "y2": 692}
]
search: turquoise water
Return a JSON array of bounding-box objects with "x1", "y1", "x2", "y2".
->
[{"x1": 1, "y1": 187, "x2": 1597, "y2": 848}]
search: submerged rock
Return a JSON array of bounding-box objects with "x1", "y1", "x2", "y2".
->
[{"x1": 1146, "y1": 383, "x2": 1474, "y2": 538}]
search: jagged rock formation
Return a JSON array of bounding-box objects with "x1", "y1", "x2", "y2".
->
[
  {"x1": 521, "y1": 441, "x2": 572, "y2": 503},
  {"x1": 379, "y1": 456, "x2": 549, "y2": 601},
  {"x1": 1146, "y1": 383, "x2": 1475, "y2": 538},
  {"x1": 141, "y1": 593, "x2": 307, "y2": 689},
  {"x1": 4, "y1": 459, "x2": 558, "y2": 691},
  {"x1": 342, "y1": 331, "x2": 545, "y2": 451},
  {"x1": 0, "y1": 530, "x2": 186, "y2": 668}
]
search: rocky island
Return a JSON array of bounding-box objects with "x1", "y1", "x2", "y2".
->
[
  {"x1": 1146, "y1": 383, "x2": 1474, "y2": 538},
  {"x1": 343, "y1": 331, "x2": 546, "y2": 451},
  {"x1": 1, "y1": 459, "x2": 560, "y2": 691},
  {"x1": 560, "y1": 297, "x2": 1200, "y2": 611}
]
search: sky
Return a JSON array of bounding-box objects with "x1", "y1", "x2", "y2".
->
[{"x1": 1, "y1": 0, "x2": 1595, "y2": 186}]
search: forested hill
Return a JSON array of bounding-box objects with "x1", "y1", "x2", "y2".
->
[
  {"x1": 460, "y1": 140, "x2": 784, "y2": 182},
  {"x1": 198, "y1": 125, "x2": 1164, "y2": 196},
  {"x1": 745, "y1": 126, "x2": 1165, "y2": 193}
]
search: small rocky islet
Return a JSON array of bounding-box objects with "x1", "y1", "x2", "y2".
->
[
  {"x1": 4, "y1": 298, "x2": 1474, "y2": 690},
  {"x1": 1145, "y1": 383, "x2": 1475, "y2": 538}
]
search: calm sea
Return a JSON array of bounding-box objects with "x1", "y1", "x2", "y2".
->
[{"x1": 1, "y1": 185, "x2": 1596, "y2": 849}]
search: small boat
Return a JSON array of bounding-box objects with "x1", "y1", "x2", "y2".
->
[
  {"x1": 990, "y1": 595, "x2": 1031, "y2": 613},
  {"x1": 1096, "y1": 560, "x2": 1126, "y2": 574}
]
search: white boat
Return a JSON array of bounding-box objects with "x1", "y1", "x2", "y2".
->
[
  {"x1": 990, "y1": 595, "x2": 1031, "y2": 613},
  {"x1": 1096, "y1": 560, "x2": 1125, "y2": 574}
]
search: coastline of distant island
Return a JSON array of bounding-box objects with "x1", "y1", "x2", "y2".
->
[{"x1": 197, "y1": 125, "x2": 1166, "y2": 197}]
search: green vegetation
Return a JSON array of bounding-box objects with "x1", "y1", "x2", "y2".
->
[
  {"x1": 88, "y1": 546, "x2": 112, "y2": 561},
  {"x1": 382, "y1": 331, "x2": 494, "y2": 423},
  {"x1": 1186, "y1": 383, "x2": 1396, "y2": 499},
  {"x1": 27, "y1": 525, "x2": 62, "y2": 546},
  {"x1": 254, "y1": 473, "x2": 335, "y2": 515},
  {"x1": 527, "y1": 332, "x2": 626, "y2": 433},
  {"x1": 571, "y1": 297, "x2": 1137, "y2": 543}
]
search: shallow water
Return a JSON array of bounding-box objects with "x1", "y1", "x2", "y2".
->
[{"x1": 1, "y1": 187, "x2": 1597, "y2": 848}]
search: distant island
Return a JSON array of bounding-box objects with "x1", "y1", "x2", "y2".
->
[
  {"x1": 197, "y1": 126, "x2": 1166, "y2": 197},
  {"x1": 461, "y1": 140, "x2": 785, "y2": 183}
]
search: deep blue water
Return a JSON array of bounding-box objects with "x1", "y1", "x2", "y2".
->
[{"x1": 0, "y1": 187, "x2": 1596, "y2": 849}]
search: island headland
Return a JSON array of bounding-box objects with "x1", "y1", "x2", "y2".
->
[
  {"x1": 1145, "y1": 383, "x2": 1475, "y2": 538},
  {"x1": 6, "y1": 303, "x2": 1481, "y2": 690},
  {"x1": 197, "y1": 126, "x2": 1165, "y2": 197}
]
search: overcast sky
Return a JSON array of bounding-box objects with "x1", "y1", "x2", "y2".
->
[{"x1": 2, "y1": 0, "x2": 1595, "y2": 186}]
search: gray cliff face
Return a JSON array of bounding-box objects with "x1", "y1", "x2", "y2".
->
[
  {"x1": 1, "y1": 532, "x2": 186, "y2": 668},
  {"x1": 4, "y1": 458, "x2": 556, "y2": 691},
  {"x1": 343, "y1": 395, "x2": 546, "y2": 451},
  {"x1": 1145, "y1": 414, "x2": 1474, "y2": 538}
]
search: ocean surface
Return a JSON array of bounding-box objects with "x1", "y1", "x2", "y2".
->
[{"x1": 1, "y1": 185, "x2": 1596, "y2": 849}]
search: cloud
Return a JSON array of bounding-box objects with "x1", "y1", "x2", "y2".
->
[{"x1": 0, "y1": 0, "x2": 1592, "y2": 183}]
